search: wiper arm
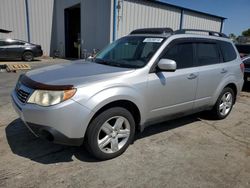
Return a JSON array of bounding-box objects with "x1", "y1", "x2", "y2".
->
[{"x1": 94, "y1": 58, "x2": 121, "y2": 67}]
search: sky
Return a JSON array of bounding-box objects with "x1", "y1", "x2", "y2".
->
[{"x1": 160, "y1": 0, "x2": 250, "y2": 36}]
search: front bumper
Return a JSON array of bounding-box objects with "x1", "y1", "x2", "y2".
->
[{"x1": 11, "y1": 91, "x2": 94, "y2": 146}]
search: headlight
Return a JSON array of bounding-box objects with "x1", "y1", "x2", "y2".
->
[{"x1": 27, "y1": 89, "x2": 76, "y2": 106}]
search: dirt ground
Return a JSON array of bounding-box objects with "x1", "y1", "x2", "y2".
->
[{"x1": 0, "y1": 59, "x2": 250, "y2": 188}]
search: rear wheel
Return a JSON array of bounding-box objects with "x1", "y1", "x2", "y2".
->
[
  {"x1": 85, "y1": 107, "x2": 135, "y2": 160},
  {"x1": 211, "y1": 87, "x2": 235, "y2": 119},
  {"x1": 22, "y1": 51, "x2": 34, "y2": 61}
]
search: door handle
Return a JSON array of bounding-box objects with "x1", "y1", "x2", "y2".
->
[
  {"x1": 221, "y1": 68, "x2": 228, "y2": 74},
  {"x1": 187, "y1": 73, "x2": 198, "y2": 79}
]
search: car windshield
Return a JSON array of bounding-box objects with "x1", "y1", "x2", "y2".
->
[{"x1": 94, "y1": 36, "x2": 165, "y2": 68}]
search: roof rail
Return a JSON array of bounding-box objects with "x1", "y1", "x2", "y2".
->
[
  {"x1": 174, "y1": 29, "x2": 228, "y2": 38},
  {"x1": 130, "y1": 28, "x2": 173, "y2": 35}
]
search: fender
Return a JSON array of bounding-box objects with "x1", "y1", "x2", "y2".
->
[
  {"x1": 211, "y1": 74, "x2": 239, "y2": 106},
  {"x1": 74, "y1": 85, "x2": 147, "y2": 125}
]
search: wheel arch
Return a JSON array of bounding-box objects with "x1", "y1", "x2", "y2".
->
[
  {"x1": 88, "y1": 100, "x2": 142, "y2": 132},
  {"x1": 224, "y1": 83, "x2": 237, "y2": 104},
  {"x1": 212, "y1": 80, "x2": 238, "y2": 106}
]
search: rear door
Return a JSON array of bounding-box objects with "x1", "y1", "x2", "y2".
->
[{"x1": 193, "y1": 40, "x2": 228, "y2": 109}]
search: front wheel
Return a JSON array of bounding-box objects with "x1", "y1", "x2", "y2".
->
[
  {"x1": 85, "y1": 107, "x2": 135, "y2": 160},
  {"x1": 211, "y1": 87, "x2": 235, "y2": 120}
]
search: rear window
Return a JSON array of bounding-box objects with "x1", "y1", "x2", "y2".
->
[
  {"x1": 196, "y1": 43, "x2": 220, "y2": 66},
  {"x1": 219, "y1": 41, "x2": 237, "y2": 62}
]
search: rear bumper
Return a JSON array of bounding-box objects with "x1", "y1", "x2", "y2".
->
[
  {"x1": 33, "y1": 49, "x2": 43, "y2": 57},
  {"x1": 11, "y1": 91, "x2": 94, "y2": 146}
]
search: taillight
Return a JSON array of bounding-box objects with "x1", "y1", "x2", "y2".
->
[{"x1": 240, "y1": 63, "x2": 245, "y2": 74}]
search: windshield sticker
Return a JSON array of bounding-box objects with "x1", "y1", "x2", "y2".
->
[{"x1": 143, "y1": 38, "x2": 163, "y2": 43}]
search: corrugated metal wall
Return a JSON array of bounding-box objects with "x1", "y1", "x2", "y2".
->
[
  {"x1": 117, "y1": 0, "x2": 181, "y2": 39},
  {"x1": 115, "y1": 0, "x2": 223, "y2": 39},
  {"x1": 0, "y1": 0, "x2": 54, "y2": 56},
  {"x1": 0, "y1": 0, "x2": 28, "y2": 41},
  {"x1": 27, "y1": 0, "x2": 54, "y2": 56},
  {"x1": 183, "y1": 10, "x2": 222, "y2": 32},
  {"x1": 0, "y1": 0, "x2": 223, "y2": 58}
]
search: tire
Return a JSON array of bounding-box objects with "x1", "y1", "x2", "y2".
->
[
  {"x1": 85, "y1": 107, "x2": 135, "y2": 160},
  {"x1": 210, "y1": 87, "x2": 235, "y2": 120},
  {"x1": 22, "y1": 51, "x2": 34, "y2": 61}
]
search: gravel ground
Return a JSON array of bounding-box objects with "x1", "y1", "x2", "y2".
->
[{"x1": 0, "y1": 59, "x2": 250, "y2": 188}]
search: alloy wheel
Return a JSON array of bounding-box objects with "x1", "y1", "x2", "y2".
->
[
  {"x1": 219, "y1": 92, "x2": 233, "y2": 116},
  {"x1": 97, "y1": 116, "x2": 131, "y2": 154}
]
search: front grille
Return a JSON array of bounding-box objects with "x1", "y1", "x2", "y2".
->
[{"x1": 16, "y1": 88, "x2": 30, "y2": 103}]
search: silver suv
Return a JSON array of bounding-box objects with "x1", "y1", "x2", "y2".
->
[{"x1": 12, "y1": 28, "x2": 244, "y2": 160}]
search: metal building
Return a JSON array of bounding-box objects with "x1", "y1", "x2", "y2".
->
[{"x1": 0, "y1": 0, "x2": 226, "y2": 58}]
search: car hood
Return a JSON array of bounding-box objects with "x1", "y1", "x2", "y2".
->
[{"x1": 25, "y1": 60, "x2": 135, "y2": 87}]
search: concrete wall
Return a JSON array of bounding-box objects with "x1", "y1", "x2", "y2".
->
[
  {"x1": 81, "y1": 0, "x2": 112, "y2": 52},
  {"x1": 52, "y1": 0, "x2": 81, "y2": 57},
  {"x1": 52, "y1": 0, "x2": 112, "y2": 57}
]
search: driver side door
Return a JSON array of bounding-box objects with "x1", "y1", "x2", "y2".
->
[{"x1": 146, "y1": 39, "x2": 198, "y2": 121}]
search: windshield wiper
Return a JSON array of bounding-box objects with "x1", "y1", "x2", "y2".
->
[
  {"x1": 94, "y1": 58, "x2": 125, "y2": 68},
  {"x1": 94, "y1": 58, "x2": 140, "y2": 68}
]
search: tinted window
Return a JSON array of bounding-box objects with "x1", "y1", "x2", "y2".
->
[
  {"x1": 13, "y1": 41, "x2": 25, "y2": 45},
  {"x1": 196, "y1": 43, "x2": 220, "y2": 66},
  {"x1": 0, "y1": 41, "x2": 9, "y2": 46},
  {"x1": 220, "y1": 41, "x2": 237, "y2": 62},
  {"x1": 162, "y1": 43, "x2": 194, "y2": 69}
]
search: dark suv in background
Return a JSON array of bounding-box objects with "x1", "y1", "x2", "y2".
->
[
  {"x1": 236, "y1": 44, "x2": 250, "y2": 58},
  {"x1": 0, "y1": 39, "x2": 43, "y2": 61}
]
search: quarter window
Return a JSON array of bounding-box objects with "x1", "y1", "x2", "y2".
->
[
  {"x1": 196, "y1": 43, "x2": 220, "y2": 66},
  {"x1": 219, "y1": 41, "x2": 237, "y2": 62},
  {"x1": 162, "y1": 43, "x2": 194, "y2": 69}
]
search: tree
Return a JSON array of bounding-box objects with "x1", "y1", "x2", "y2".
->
[
  {"x1": 229, "y1": 33, "x2": 237, "y2": 41},
  {"x1": 242, "y1": 28, "x2": 250, "y2": 37}
]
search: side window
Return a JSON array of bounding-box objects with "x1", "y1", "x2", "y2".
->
[
  {"x1": 219, "y1": 41, "x2": 237, "y2": 62},
  {"x1": 196, "y1": 43, "x2": 220, "y2": 66},
  {"x1": 13, "y1": 42, "x2": 24, "y2": 45},
  {"x1": 162, "y1": 43, "x2": 194, "y2": 69},
  {"x1": 0, "y1": 41, "x2": 8, "y2": 46}
]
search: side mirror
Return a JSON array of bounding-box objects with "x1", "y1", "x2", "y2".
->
[{"x1": 157, "y1": 59, "x2": 177, "y2": 72}]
